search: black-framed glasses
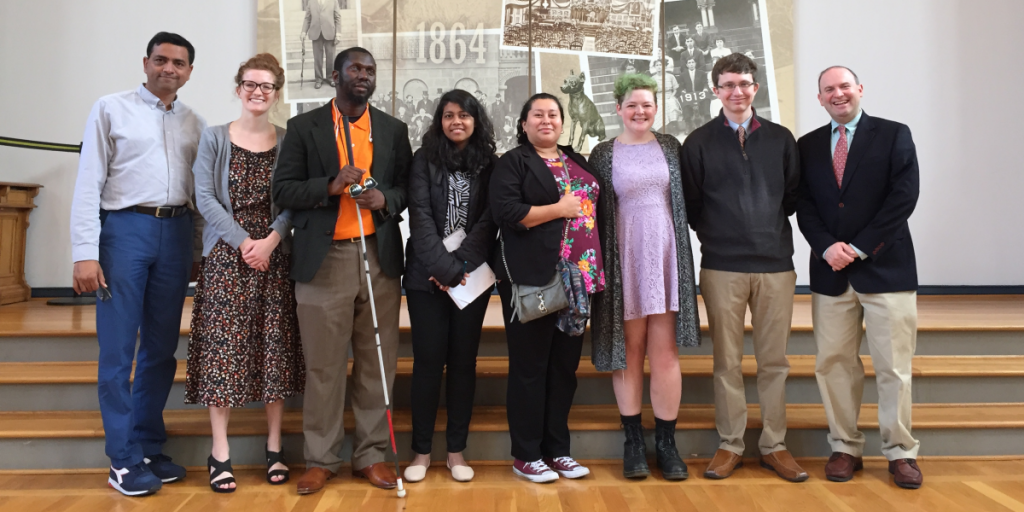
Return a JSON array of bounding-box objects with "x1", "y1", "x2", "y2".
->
[
  {"x1": 240, "y1": 80, "x2": 278, "y2": 94},
  {"x1": 716, "y1": 81, "x2": 756, "y2": 92}
]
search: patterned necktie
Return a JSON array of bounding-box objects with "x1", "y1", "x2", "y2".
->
[
  {"x1": 833, "y1": 124, "x2": 848, "y2": 188},
  {"x1": 737, "y1": 126, "x2": 746, "y2": 150}
]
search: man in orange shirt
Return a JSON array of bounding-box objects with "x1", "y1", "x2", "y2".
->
[{"x1": 272, "y1": 46, "x2": 412, "y2": 495}]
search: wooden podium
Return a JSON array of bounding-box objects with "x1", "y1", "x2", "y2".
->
[{"x1": 0, "y1": 182, "x2": 41, "y2": 305}]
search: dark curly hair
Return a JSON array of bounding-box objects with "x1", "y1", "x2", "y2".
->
[
  {"x1": 516, "y1": 93, "x2": 564, "y2": 146},
  {"x1": 421, "y1": 89, "x2": 496, "y2": 175}
]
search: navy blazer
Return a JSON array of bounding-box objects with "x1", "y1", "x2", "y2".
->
[{"x1": 796, "y1": 112, "x2": 920, "y2": 296}]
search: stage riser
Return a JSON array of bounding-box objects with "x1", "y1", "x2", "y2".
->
[
  {"x1": 4, "y1": 330, "x2": 1023, "y2": 362},
  {"x1": 7, "y1": 376, "x2": 1023, "y2": 412},
  {"x1": 4, "y1": 428, "x2": 1023, "y2": 471}
]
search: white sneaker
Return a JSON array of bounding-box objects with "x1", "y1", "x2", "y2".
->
[
  {"x1": 403, "y1": 464, "x2": 428, "y2": 483},
  {"x1": 544, "y1": 456, "x2": 590, "y2": 479},
  {"x1": 447, "y1": 461, "x2": 475, "y2": 482},
  {"x1": 513, "y1": 459, "x2": 559, "y2": 483}
]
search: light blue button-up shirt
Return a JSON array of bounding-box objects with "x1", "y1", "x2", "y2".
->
[
  {"x1": 825, "y1": 109, "x2": 867, "y2": 260},
  {"x1": 70, "y1": 84, "x2": 206, "y2": 262},
  {"x1": 830, "y1": 109, "x2": 862, "y2": 157},
  {"x1": 726, "y1": 114, "x2": 753, "y2": 133}
]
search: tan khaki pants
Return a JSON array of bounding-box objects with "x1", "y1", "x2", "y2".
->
[
  {"x1": 294, "y1": 238, "x2": 401, "y2": 472},
  {"x1": 813, "y1": 285, "x2": 920, "y2": 460},
  {"x1": 700, "y1": 268, "x2": 795, "y2": 456}
]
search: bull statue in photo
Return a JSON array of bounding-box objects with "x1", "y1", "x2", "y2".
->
[{"x1": 560, "y1": 70, "x2": 606, "y2": 152}]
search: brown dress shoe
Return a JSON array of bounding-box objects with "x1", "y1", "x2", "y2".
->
[
  {"x1": 824, "y1": 452, "x2": 863, "y2": 482},
  {"x1": 704, "y1": 449, "x2": 743, "y2": 479},
  {"x1": 296, "y1": 467, "x2": 336, "y2": 495},
  {"x1": 356, "y1": 462, "x2": 398, "y2": 489},
  {"x1": 888, "y1": 459, "x2": 923, "y2": 489},
  {"x1": 760, "y1": 450, "x2": 809, "y2": 482}
]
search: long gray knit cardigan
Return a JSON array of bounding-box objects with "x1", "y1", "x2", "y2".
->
[{"x1": 589, "y1": 131, "x2": 701, "y2": 372}]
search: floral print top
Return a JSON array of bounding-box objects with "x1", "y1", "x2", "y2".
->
[{"x1": 544, "y1": 155, "x2": 605, "y2": 294}]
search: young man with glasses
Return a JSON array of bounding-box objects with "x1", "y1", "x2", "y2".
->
[
  {"x1": 680, "y1": 53, "x2": 804, "y2": 483},
  {"x1": 70, "y1": 32, "x2": 206, "y2": 496}
]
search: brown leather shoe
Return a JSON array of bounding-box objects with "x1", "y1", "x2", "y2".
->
[
  {"x1": 704, "y1": 449, "x2": 743, "y2": 479},
  {"x1": 760, "y1": 450, "x2": 809, "y2": 482},
  {"x1": 296, "y1": 467, "x2": 336, "y2": 495},
  {"x1": 888, "y1": 459, "x2": 923, "y2": 489},
  {"x1": 356, "y1": 462, "x2": 398, "y2": 489},
  {"x1": 824, "y1": 452, "x2": 863, "y2": 482}
]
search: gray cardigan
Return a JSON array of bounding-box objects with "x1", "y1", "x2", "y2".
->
[
  {"x1": 193, "y1": 123, "x2": 292, "y2": 257},
  {"x1": 589, "y1": 132, "x2": 701, "y2": 372}
]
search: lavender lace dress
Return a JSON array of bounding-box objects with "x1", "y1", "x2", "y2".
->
[{"x1": 611, "y1": 139, "x2": 678, "y2": 320}]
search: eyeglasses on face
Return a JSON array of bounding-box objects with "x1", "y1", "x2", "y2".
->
[
  {"x1": 239, "y1": 80, "x2": 278, "y2": 94},
  {"x1": 715, "y1": 81, "x2": 756, "y2": 92}
]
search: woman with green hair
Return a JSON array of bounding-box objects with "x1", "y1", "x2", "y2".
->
[{"x1": 589, "y1": 73, "x2": 701, "y2": 481}]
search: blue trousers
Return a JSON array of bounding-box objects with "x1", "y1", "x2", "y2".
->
[{"x1": 96, "y1": 210, "x2": 192, "y2": 467}]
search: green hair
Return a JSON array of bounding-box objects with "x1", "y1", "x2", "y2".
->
[{"x1": 613, "y1": 73, "x2": 658, "y2": 106}]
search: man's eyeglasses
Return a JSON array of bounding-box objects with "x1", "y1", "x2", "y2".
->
[
  {"x1": 240, "y1": 80, "x2": 278, "y2": 94},
  {"x1": 715, "y1": 82, "x2": 757, "y2": 92}
]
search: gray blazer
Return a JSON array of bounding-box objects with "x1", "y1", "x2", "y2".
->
[
  {"x1": 589, "y1": 132, "x2": 701, "y2": 372},
  {"x1": 193, "y1": 123, "x2": 292, "y2": 257}
]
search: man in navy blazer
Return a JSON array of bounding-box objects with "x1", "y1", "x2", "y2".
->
[{"x1": 796, "y1": 66, "x2": 923, "y2": 490}]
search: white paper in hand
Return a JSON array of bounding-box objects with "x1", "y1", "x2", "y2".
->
[{"x1": 441, "y1": 228, "x2": 496, "y2": 309}]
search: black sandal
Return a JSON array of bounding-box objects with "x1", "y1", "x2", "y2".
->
[
  {"x1": 266, "y1": 445, "x2": 290, "y2": 485},
  {"x1": 207, "y1": 455, "x2": 236, "y2": 493}
]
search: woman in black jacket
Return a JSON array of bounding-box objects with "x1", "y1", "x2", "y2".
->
[
  {"x1": 490, "y1": 93, "x2": 605, "y2": 483},
  {"x1": 402, "y1": 89, "x2": 498, "y2": 484}
]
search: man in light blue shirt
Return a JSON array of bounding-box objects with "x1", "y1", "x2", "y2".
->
[{"x1": 69, "y1": 32, "x2": 206, "y2": 497}]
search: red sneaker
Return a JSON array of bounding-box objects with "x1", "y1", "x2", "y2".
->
[
  {"x1": 543, "y1": 456, "x2": 590, "y2": 479},
  {"x1": 512, "y1": 459, "x2": 559, "y2": 483}
]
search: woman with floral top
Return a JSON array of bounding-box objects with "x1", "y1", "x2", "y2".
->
[{"x1": 489, "y1": 92, "x2": 604, "y2": 484}]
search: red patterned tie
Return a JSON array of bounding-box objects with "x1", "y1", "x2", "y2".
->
[{"x1": 833, "y1": 125, "x2": 848, "y2": 188}]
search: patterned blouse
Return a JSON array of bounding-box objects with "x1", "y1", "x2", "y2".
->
[
  {"x1": 544, "y1": 155, "x2": 605, "y2": 294},
  {"x1": 444, "y1": 169, "x2": 471, "y2": 237}
]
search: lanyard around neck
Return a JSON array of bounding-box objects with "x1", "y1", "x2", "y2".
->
[{"x1": 332, "y1": 100, "x2": 372, "y2": 166}]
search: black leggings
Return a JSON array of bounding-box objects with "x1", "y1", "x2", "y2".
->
[
  {"x1": 497, "y1": 280, "x2": 584, "y2": 462},
  {"x1": 407, "y1": 288, "x2": 490, "y2": 454}
]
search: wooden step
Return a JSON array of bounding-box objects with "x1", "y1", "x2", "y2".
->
[
  {"x1": 4, "y1": 295, "x2": 1022, "y2": 338},
  {"x1": 4, "y1": 355, "x2": 1023, "y2": 385},
  {"x1": 4, "y1": 403, "x2": 1023, "y2": 439}
]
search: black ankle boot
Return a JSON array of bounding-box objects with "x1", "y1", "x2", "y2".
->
[
  {"x1": 655, "y1": 418, "x2": 688, "y2": 480},
  {"x1": 621, "y1": 414, "x2": 650, "y2": 479}
]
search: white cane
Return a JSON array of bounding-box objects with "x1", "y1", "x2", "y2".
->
[{"x1": 342, "y1": 116, "x2": 407, "y2": 498}]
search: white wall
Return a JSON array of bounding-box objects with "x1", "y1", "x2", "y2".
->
[
  {"x1": 792, "y1": 0, "x2": 1024, "y2": 285},
  {"x1": 0, "y1": 0, "x2": 257, "y2": 288},
  {"x1": 1, "y1": 0, "x2": 1021, "y2": 288}
]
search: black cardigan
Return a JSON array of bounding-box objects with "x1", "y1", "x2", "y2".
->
[
  {"x1": 403, "y1": 149, "x2": 498, "y2": 292},
  {"x1": 489, "y1": 143, "x2": 594, "y2": 286}
]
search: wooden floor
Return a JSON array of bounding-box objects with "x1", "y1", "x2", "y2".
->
[
  {"x1": 2, "y1": 294, "x2": 1023, "y2": 337},
  {"x1": 2, "y1": 460, "x2": 1024, "y2": 511}
]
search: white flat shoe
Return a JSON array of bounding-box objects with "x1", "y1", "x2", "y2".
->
[
  {"x1": 447, "y1": 461, "x2": 474, "y2": 482},
  {"x1": 404, "y1": 464, "x2": 428, "y2": 483}
]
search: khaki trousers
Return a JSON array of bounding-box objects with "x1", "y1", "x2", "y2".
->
[
  {"x1": 700, "y1": 268, "x2": 795, "y2": 456},
  {"x1": 813, "y1": 285, "x2": 920, "y2": 460},
  {"x1": 294, "y1": 237, "x2": 401, "y2": 472}
]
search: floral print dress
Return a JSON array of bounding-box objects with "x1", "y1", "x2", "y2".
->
[
  {"x1": 543, "y1": 155, "x2": 605, "y2": 294},
  {"x1": 185, "y1": 144, "x2": 305, "y2": 408}
]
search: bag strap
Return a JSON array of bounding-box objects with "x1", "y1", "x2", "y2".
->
[{"x1": 501, "y1": 151, "x2": 575, "y2": 286}]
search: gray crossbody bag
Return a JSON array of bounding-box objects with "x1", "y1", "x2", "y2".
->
[{"x1": 499, "y1": 221, "x2": 570, "y2": 324}]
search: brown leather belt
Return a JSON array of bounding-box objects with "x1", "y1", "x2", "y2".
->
[{"x1": 121, "y1": 205, "x2": 189, "y2": 218}]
